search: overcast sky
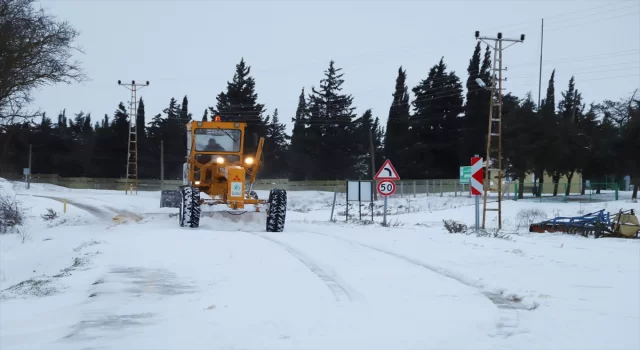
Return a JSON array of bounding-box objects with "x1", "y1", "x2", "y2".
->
[{"x1": 32, "y1": 0, "x2": 639, "y2": 134}]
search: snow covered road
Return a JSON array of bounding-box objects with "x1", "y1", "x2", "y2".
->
[
  {"x1": 0, "y1": 215, "x2": 524, "y2": 350},
  {"x1": 1, "y1": 181, "x2": 639, "y2": 350}
]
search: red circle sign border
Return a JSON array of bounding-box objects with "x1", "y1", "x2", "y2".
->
[{"x1": 377, "y1": 180, "x2": 396, "y2": 196}]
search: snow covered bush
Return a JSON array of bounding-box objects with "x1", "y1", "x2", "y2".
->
[
  {"x1": 476, "y1": 228, "x2": 512, "y2": 241},
  {"x1": 443, "y1": 219, "x2": 468, "y2": 234},
  {"x1": 41, "y1": 208, "x2": 59, "y2": 221},
  {"x1": 16, "y1": 228, "x2": 31, "y2": 244},
  {"x1": 515, "y1": 208, "x2": 546, "y2": 229},
  {"x1": 0, "y1": 193, "x2": 25, "y2": 234}
]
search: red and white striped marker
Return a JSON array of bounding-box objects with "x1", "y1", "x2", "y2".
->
[{"x1": 471, "y1": 156, "x2": 483, "y2": 196}]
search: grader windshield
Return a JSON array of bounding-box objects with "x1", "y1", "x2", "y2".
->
[{"x1": 194, "y1": 128, "x2": 241, "y2": 153}]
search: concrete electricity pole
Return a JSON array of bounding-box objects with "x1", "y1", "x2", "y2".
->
[
  {"x1": 27, "y1": 144, "x2": 32, "y2": 189},
  {"x1": 118, "y1": 80, "x2": 149, "y2": 194},
  {"x1": 160, "y1": 139, "x2": 164, "y2": 191},
  {"x1": 475, "y1": 31, "x2": 525, "y2": 230}
]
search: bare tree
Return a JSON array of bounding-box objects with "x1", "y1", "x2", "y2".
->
[{"x1": 0, "y1": 0, "x2": 86, "y2": 121}]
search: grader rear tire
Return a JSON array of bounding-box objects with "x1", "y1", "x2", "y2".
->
[
  {"x1": 266, "y1": 189, "x2": 287, "y2": 232},
  {"x1": 179, "y1": 186, "x2": 201, "y2": 228}
]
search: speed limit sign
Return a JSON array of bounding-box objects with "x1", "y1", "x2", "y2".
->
[{"x1": 377, "y1": 180, "x2": 396, "y2": 196}]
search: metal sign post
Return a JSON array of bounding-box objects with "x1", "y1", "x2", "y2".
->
[
  {"x1": 374, "y1": 159, "x2": 400, "y2": 227},
  {"x1": 346, "y1": 180, "x2": 374, "y2": 222},
  {"x1": 471, "y1": 155, "x2": 484, "y2": 231},
  {"x1": 383, "y1": 196, "x2": 388, "y2": 226},
  {"x1": 377, "y1": 179, "x2": 396, "y2": 226}
]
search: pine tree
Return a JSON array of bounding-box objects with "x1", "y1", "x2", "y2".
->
[
  {"x1": 162, "y1": 97, "x2": 188, "y2": 179},
  {"x1": 146, "y1": 112, "x2": 166, "y2": 174},
  {"x1": 623, "y1": 97, "x2": 640, "y2": 199},
  {"x1": 31, "y1": 113, "x2": 56, "y2": 175},
  {"x1": 263, "y1": 108, "x2": 289, "y2": 178},
  {"x1": 212, "y1": 58, "x2": 267, "y2": 154},
  {"x1": 57, "y1": 109, "x2": 67, "y2": 129},
  {"x1": 580, "y1": 104, "x2": 616, "y2": 194},
  {"x1": 289, "y1": 88, "x2": 310, "y2": 180},
  {"x1": 202, "y1": 109, "x2": 208, "y2": 121},
  {"x1": 306, "y1": 60, "x2": 358, "y2": 180},
  {"x1": 96, "y1": 102, "x2": 129, "y2": 178},
  {"x1": 78, "y1": 112, "x2": 95, "y2": 176},
  {"x1": 384, "y1": 66, "x2": 410, "y2": 175},
  {"x1": 409, "y1": 57, "x2": 464, "y2": 178}
]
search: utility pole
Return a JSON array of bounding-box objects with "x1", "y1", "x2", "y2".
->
[
  {"x1": 160, "y1": 139, "x2": 164, "y2": 191},
  {"x1": 368, "y1": 127, "x2": 377, "y2": 200},
  {"x1": 475, "y1": 31, "x2": 525, "y2": 230},
  {"x1": 118, "y1": 80, "x2": 149, "y2": 194},
  {"x1": 27, "y1": 144, "x2": 32, "y2": 189},
  {"x1": 538, "y1": 19, "x2": 544, "y2": 108},
  {"x1": 571, "y1": 89, "x2": 579, "y2": 123}
]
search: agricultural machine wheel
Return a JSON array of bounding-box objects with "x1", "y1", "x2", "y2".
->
[
  {"x1": 580, "y1": 228, "x2": 589, "y2": 237},
  {"x1": 266, "y1": 188, "x2": 287, "y2": 232},
  {"x1": 594, "y1": 224, "x2": 605, "y2": 239},
  {"x1": 179, "y1": 186, "x2": 201, "y2": 228}
]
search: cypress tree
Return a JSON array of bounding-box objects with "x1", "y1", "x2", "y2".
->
[
  {"x1": 461, "y1": 42, "x2": 492, "y2": 165},
  {"x1": 384, "y1": 66, "x2": 410, "y2": 175},
  {"x1": 530, "y1": 69, "x2": 556, "y2": 196}
]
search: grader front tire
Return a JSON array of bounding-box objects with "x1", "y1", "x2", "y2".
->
[
  {"x1": 266, "y1": 188, "x2": 287, "y2": 232},
  {"x1": 179, "y1": 186, "x2": 201, "y2": 228}
]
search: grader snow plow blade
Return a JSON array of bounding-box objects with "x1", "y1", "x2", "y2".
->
[{"x1": 200, "y1": 209, "x2": 267, "y2": 225}]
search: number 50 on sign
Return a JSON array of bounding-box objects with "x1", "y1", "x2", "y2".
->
[{"x1": 377, "y1": 180, "x2": 396, "y2": 196}]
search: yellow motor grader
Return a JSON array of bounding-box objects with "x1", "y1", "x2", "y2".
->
[{"x1": 160, "y1": 116, "x2": 287, "y2": 232}]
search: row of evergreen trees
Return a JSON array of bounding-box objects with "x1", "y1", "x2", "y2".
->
[{"x1": 2, "y1": 43, "x2": 639, "y2": 197}]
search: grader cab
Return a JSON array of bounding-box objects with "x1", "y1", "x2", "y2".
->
[{"x1": 160, "y1": 116, "x2": 287, "y2": 232}]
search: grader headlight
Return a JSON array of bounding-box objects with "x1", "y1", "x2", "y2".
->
[
  {"x1": 244, "y1": 157, "x2": 254, "y2": 165},
  {"x1": 216, "y1": 157, "x2": 225, "y2": 164}
]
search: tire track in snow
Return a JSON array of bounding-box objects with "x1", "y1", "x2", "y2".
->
[
  {"x1": 28, "y1": 195, "x2": 114, "y2": 220},
  {"x1": 28, "y1": 195, "x2": 141, "y2": 222},
  {"x1": 297, "y1": 230, "x2": 533, "y2": 338},
  {"x1": 251, "y1": 233, "x2": 354, "y2": 302},
  {"x1": 301, "y1": 230, "x2": 537, "y2": 311}
]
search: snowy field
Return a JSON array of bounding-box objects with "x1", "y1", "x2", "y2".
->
[{"x1": 1, "y1": 178, "x2": 639, "y2": 350}]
